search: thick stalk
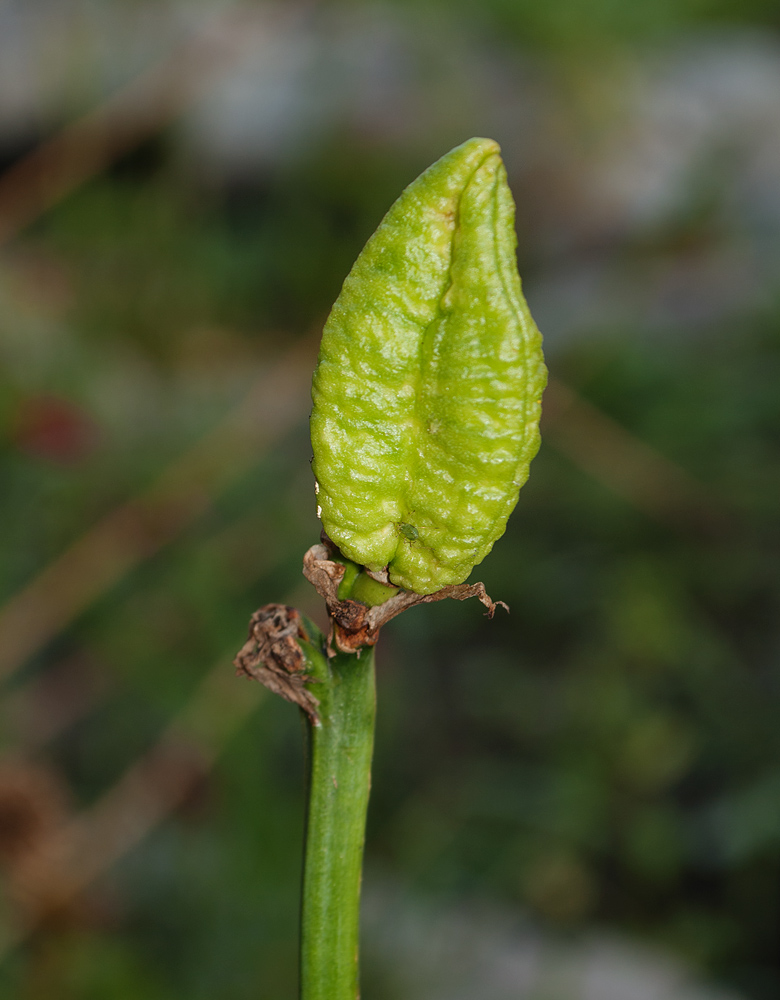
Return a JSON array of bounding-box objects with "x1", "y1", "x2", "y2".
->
[{"x1": 299, "y1": 637, "x2": 376, "y2": 1000}]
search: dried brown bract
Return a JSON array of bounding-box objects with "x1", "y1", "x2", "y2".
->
[
  {"x1": 303, "y1": 543, "x2": 508, "y2": 654},
  {"x1": 234, "y1": 604, "x2": 320, "y2": 724}
]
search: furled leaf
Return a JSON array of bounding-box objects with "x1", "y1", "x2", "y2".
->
[{"x1": 311, "y1": 137, "x2": 546, "y2": 595}]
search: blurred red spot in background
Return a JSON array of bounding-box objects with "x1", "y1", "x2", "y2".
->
[{"x1": 11, "y1": 395, "x2": 100, "y2": 464}]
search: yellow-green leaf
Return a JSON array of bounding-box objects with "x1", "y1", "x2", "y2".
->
[{"x1": 311, "y1": 137, "x2": 546, "y2": 595}]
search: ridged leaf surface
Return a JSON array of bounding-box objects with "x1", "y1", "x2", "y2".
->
[{"x1": 311, "y1": 137, "x2": 546, "y2": 594}]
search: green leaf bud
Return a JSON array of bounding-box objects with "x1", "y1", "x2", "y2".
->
[{"x1": 311, "y1": 137, "x2": 546, "y2": 595}]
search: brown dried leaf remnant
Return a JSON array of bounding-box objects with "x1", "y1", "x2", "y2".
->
[
  {"x1": 234, "y1": 549, "x2": 507, "y2": 722},
  {"x1": 302, "y1": 543, "x2": 508, "y2": 654},
  {"x1": 234, "y1": 605, "x2": 320, "y2": 724}
]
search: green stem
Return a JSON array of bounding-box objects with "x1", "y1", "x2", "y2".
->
[{"x1": 299, "y1": 634, "x2": 376, "y2": 1000}]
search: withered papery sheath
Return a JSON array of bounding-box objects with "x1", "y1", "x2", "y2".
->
[{"x1": 310, "y1": 137, "x2": 547, "y2": 595}]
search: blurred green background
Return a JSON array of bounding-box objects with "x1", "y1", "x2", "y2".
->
[{"x1": 1, "y1": 1, "x2": 779, "y2": 998}]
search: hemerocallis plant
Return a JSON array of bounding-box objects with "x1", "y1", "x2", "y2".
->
[{"x1": 235, "y1": 137, "x2": 546, "y2": 1000}]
